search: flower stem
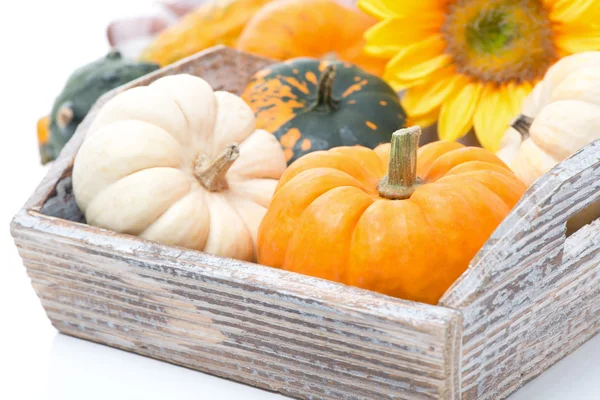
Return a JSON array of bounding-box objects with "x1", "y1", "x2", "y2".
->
[
  {"x1": 194, "y1": 144, "x2": 240, "y2": 192},
  {"x1": 377, "y1": 126, "x2": 422, "y2": 200},
  {"x1": 510, "y1": 114, "x2": 534, "y2": 140}
]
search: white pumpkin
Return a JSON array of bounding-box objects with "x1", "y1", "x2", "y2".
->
[
  {"x1": 497, "y1": 52, "x2": 600, "y2": 186},
  {"x1": 73, "y1": 74, "x2": 287, "y2": 262}
]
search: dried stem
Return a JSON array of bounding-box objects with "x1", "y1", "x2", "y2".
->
[
  {"x1": 377, "y1": 126, "x2": 422, "y2": 200},
  {"x1": 510, "y1": 114, "x2": 534, "y2": 140},
  {"x1": 194, "y1": 144, "x2": 240, "y2": 192},
  {"x1": 312, "y1": 64, "x2": 339, "y2": 111}
]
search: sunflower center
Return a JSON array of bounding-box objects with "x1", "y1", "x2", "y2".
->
[
  {"x1": 442, "y1": 0, "x2": 556, "y2": 84},
  {"x1": 466, "y1": 9, "x2": 517, "y2": 54}
]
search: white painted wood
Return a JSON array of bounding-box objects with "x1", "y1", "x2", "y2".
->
[
  {"x1": 12, "y1": 209, "x2": 462, "y2": 399},
  {"x1": 441, "y1": 140, "x2": 600, "y2": 399}
]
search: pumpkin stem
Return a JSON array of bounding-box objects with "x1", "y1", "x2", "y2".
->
[
  {"x1": 194, "y1": 144, "x2": 240, "y2": 192},
  {"x1": 377, "y1": 126, "x2": 422, "y2": 200},
  {"x1": 313, "y1": 65, "x2": 339, "y2": 111},
  {"x1": 107, "y1": 49, "x2": 122, "y2": 60},
  {"x1": 510, "y1": 114, "x2": 533, "y2": 140},
  {"x1": 322, "y1": 52, "x2": 339, "y2": 62}
]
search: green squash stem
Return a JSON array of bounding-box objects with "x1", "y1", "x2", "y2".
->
[
  {"x1": 194, "y1": 144, "x2": 240, "y2": 192},
  {"x1": 312, "y1": 65, "x2": 339, "y2": 111},
  {"x1": 377, "y1": 126, "x2": 422, "y2": 200},
  {"x1": 107, "y1": 49, "x2": 122, "y2": 60},
  {"x1": 510, "y1": 114, "x2": 534, "y2": 140}
]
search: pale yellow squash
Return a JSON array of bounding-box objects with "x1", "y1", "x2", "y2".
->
[
  {"x1": 497, "y1": 52, "x2": 600, "y2": 186},
  {"x1": 72, "y1": 74, "x2": 287, "y2": 262}
]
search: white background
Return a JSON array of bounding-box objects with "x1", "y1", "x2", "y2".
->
[{"x1": 0, "y1": 1, "x2": 598, "y2": 399}]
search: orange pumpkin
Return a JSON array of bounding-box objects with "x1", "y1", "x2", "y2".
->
[
  {"x1": 257, "y1": 126, "x2": 526, "y2": 304},
  {"x1": 236, "y1": 0, "x2": 386, "y2": 76},
  {"x1": 140, "y1": 0, "x2": 274, "y2": 66}
]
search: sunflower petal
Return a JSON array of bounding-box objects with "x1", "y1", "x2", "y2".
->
[
  {"x1": 358, "y1": 0, "x2": 447, "y2": 19},
  {"x1": 386, "y1": 75, "x2": 431, "y2": 92},
  {"x1": 384, "y1": 35, "x2": 452, "y2": 89},
  {"x1": 364, "y1": 15, "x2": 445, "y2": 57},
  {"x1": 401, "y1": 66, "x2": 461, "y2": 117},
  {"x1": 549, "y1": 0, "x2": 600, "y2": 25},
  {"x1": 407, "y1": 108, "x2": 440, "y2": 128},
  {"x1": 473, "y1": 83, "x2": 531, "y2": 151},
  {"x1": 510, "y1": 81, "x2": 534, "y2": 110},
  {"x1": 554, "y1": 24, "x2": 600, "y2": 54},
  {"x1": 438, "y1": 79, "x2": 483, "y2": 141}
]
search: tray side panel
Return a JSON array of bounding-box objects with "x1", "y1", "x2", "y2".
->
[
  {"x1": 440, "y1": 140, "x2": 600, "y2": 399},
  {"x1": 462, "y1": 221, "x2": 599, "y2": 399},
  {"x1": 12, "y1": 210, "x2": 462, "y2": 400}
]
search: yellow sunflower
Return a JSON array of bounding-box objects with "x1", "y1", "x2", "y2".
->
[{"x1": 358, "y1": 0, "x2": 600, "y2": 150}]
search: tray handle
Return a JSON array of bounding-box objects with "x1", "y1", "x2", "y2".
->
[{"x1": 440, "y1": 139, "x2": 600, "y2": 308}]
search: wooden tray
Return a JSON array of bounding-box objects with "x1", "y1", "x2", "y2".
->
[{"x1": 11, "y1": 46, "x2": 600, "y2": 399}]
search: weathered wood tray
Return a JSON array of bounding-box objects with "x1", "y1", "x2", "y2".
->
[{"x1": 11, "y1": 46, "x2": 600, "y2": 399}]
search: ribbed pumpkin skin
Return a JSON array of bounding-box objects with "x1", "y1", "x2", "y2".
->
[
  {"x1": 236, "y1": 0, "x2": 385, "y2": 76},
  {"x1": 140, "y1": 0, "x2": 273, "y2": 66},
  {"x1": 257, "y1": 141, "x2": 526, "y2": 304},
  {"x1": 242, "y1": 58, "x2": 406, "y2": 163}
]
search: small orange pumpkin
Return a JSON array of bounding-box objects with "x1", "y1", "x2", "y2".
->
[
  {"x1": 257, "y1": 126, "x2": 526, "y2": 304},
  {"x1": 236, "y1": 0, "x2": 386, "y2": 76}
]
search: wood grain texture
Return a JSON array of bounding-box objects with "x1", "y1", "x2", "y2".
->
[
  {"x1": 10, "y1": 45, "x2": 600, "y2": 399},
  {"x1": 440, "y1": 140, "x2": 600, "y2": 399},
  {"x1": 12, "y1": 209, "x2": 462, "y2": 400}
]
